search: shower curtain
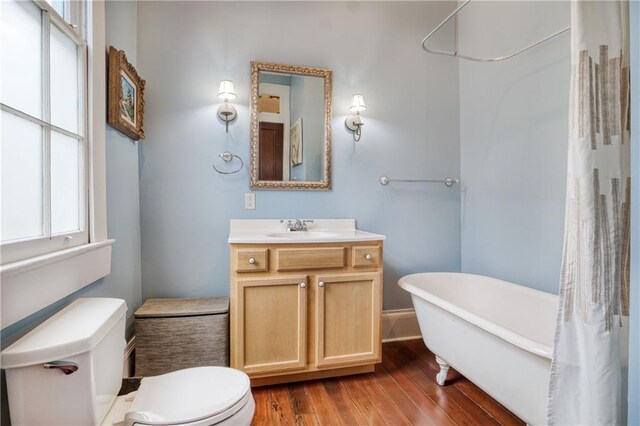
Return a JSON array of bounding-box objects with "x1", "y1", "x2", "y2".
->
[{"x1": 548, "y1": 1, "x2": 630, "y2": 425}]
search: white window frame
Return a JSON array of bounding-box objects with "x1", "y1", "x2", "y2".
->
[
  {"x1": 1, "y1": 0, "x2": 112, "y2": 328},
  {"x1": 1, "y1": 0, "x2": 88, "y2": 264}
]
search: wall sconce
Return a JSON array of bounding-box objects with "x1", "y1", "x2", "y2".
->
[
  {"x1": 345, "y1": 94, "x2": 366, "y2": 142},
  {"x1": 217, "y1": 79, "x2": 237, "y2": 132}
]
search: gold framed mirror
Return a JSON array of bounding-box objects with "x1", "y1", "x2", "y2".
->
[{"x1": 249, "y1": 61, "x2": 332, "y2": 190}]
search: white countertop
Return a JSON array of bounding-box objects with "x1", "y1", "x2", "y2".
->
[{"x1": 228, "y1": 219, "x2": 386, "y2": 244}]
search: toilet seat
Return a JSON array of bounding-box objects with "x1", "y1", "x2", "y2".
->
[{"x1": 124, "y1": 367, "x2": 251, "y2": 426}]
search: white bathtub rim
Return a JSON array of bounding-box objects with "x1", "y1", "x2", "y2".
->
[{"x1": 398, "y1": 272, "x2": 555, "y2": 360}]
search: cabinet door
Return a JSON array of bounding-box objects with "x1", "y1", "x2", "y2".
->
[
  {"x1": 234, "y1": 276, "x2": 308, "y2": 375},
  {"x1": 315, "y1": 273, "x2": 381, "y2": 367}
]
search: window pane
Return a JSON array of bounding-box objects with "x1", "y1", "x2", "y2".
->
[
  {"x1": 50, "y1": 23, "x2": 80, "y2": 134},
  {"x1": 1, "y1": 112, "x2": 44, "y2": 242},
  {"x1": 45, "y1": 0, "x2": 66, "y2": 20},
  {"x1": 51, "y1": 131, "x2": 81, "y2": 234},
  {"x1": 1, "y1": 0, "x2": 42, "y2": 119}
]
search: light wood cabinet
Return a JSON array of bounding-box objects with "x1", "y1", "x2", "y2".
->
[
  {"x1": 230, "y1": 241, "x2": 383, "y2": 385},
  {"x1": 234, "y1": 276, "x2": 307, "y2": 375},
  {"x1": 234, "y1": 248, "x2": 269, "y2": 273},
  {"x1": 315, "y1": 273, "x2": 381, "y2": 367},
  {"x1": 352, "y1": 245, "x2": 381, "y2": 268},
  {"x1": 276, "y1": 247, "x2": 346, "y2": 271}
]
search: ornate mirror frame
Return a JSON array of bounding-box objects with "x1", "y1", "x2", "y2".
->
[{"x1": 249, "y1": 61, "x2": 333, "y2": 190}]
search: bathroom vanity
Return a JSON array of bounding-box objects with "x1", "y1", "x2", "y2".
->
[{"x1": 228, "y1": 219, "x2": 385, "y2": 386}]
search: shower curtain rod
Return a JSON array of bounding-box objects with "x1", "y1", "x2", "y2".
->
[{"x1": 420, "y1": 0, "x2": 571, "y2": 63}]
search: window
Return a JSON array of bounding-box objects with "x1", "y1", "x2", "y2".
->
[
  {"x1": 0, "y1": 0, "x2": 111, "y2": 328},
  {"x1": 1, "y1": 0, "x2": 88, "y2": 264}
]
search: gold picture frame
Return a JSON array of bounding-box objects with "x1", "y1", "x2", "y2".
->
[
  {"x1": 108, "y1": 46, "x2": 145, "y2": 140},
  {"x1": 249, "y1": 61, "x2": 332, "y2": 190}
]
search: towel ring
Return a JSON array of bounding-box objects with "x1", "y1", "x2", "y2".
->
[{"x1": 212, "y1": 151, "x2": 243, "y2": 175}]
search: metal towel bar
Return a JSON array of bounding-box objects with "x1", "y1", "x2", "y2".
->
[{"x1": 379, "y1": 176, "x2": 459, "y2": 187}]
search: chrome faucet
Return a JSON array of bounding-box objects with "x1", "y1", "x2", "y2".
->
[{"x1": 282, "y1": 219, "x2": 314, "y2": 232}]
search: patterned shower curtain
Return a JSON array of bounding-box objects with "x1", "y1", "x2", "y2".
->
[{"x1": 548, "y1": 1, "x2": 630, "y2": 425}]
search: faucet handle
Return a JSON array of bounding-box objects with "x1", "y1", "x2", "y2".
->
[{"x1": 280, "y1": 219, "x2": 294, "y2": 231}]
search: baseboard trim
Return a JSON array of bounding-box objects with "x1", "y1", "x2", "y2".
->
[{"x1": 382, "y1": 308, "x2": 422, "y2": 343}]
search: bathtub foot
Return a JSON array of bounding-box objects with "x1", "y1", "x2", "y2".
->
[{"x1": 435, "y1": 356, "x2": 450, "y2": 386}]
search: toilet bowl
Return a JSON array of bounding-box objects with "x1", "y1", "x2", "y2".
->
[{"x1": 1, "y1": 298, "x2": 254, "y2": 426}]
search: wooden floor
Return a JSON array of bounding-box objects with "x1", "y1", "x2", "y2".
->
[{"x1": 250, "y1": 339, "x2": 524, "y2": 425}]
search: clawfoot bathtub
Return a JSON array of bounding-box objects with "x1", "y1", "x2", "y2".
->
[{"x1": 399, "y1": 273, "x2": 557, "y2": 425}]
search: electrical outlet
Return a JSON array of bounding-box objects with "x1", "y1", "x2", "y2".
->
[{"x1": 244, "y1": 193, "x2": 256, "y2": 210}]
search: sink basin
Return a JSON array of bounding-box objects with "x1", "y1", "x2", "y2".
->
[{"x1": 266, "y1": 231, "x2": 341, "y2": 239}]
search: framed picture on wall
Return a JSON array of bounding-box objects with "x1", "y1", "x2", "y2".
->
[
  {"x1": 107, "y1": 46, "x2": 146, "y2": 140},
  {"x1": 290, "y1": 118, "x2": 303, "y2": 166}
]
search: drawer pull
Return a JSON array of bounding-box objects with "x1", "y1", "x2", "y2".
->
[
  {"x1": 365, "y1": 254, "x2": 372, "y2": 260},
  {"x1": 300, "y1": 282, "x2": 307, "y2": 288},
  {"x1": 318, "y1": 281, "x2": 325, "y2": 288},
  {"x1": 248, "y1": 257, "x2": 256, "y2": 265}
]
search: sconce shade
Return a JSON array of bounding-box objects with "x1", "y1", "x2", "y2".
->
[
  {"x1": 217, "y1": 80, "x2": 237, "y2": 101},
  {"x1": 349, "y1": 94, "x2": 367, "y2": 113},
  {"x1": 346, "y1": 93, "x2": 366, "y2": 142}
]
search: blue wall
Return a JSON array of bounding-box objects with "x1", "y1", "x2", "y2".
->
[
  {"x1": 628, "y1": 1, "x2": 639, "y2": 423},
  {"x1": 458, "y1": 1, "x2": 570, "y2": 295},
  {"x1": 136, "y1": 1, "x2": 462, "y2": 310}
]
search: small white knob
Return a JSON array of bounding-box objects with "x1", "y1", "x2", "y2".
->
[
  {"x1": 300, "y1": 282, "x2": 307, "y2": 288},
  {"x1": 248, "y1": 258, "x2": 256, "y2": 265},
  {"x1": 365, "y1": 254, "x2": 372, "y2": 260},
  {"x1": 318, "y1": 281, "x2": 325, "y2": 288}
]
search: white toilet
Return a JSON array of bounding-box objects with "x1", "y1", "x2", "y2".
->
[{"x1": 1, "y1": 298, "x2": 255, "y2": 426}]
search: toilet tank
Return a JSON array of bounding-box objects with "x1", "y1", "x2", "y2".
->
[{"x1": 1, "y1": 298, "x2": 127, "y2": 426}]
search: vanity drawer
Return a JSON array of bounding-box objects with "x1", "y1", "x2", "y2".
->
[
  {"x1": 276, "y1": 247, "x2": 346, "y2": 271},
  {"x1": 352, "y1": 246, "x2": 381, "y2": 268},
  {"x1": 236, "y1": 249, "x2": 269, "y2": 272}
]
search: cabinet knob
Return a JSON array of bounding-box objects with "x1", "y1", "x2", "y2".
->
[
  {"x1": 300, "y1": 282, "x2": 307, "y2": 288},
  {"x1": 365, "y1": 254, "x2": 372, "y2": 260},
  {"x1": 248, "y1": 257, "x2": 256, "y2": 265},
  {"x1": 318, "y1": 281, "x2": 325, "y2": 288}
]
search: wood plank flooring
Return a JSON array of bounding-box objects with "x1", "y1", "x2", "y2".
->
[{"x1": 251, "y1": 339, "x2": 524, "y2": 425}]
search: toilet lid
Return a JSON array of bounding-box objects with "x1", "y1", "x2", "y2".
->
[{"x1": 125, "y1": 367, "x2": 250, "y2": 425}]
